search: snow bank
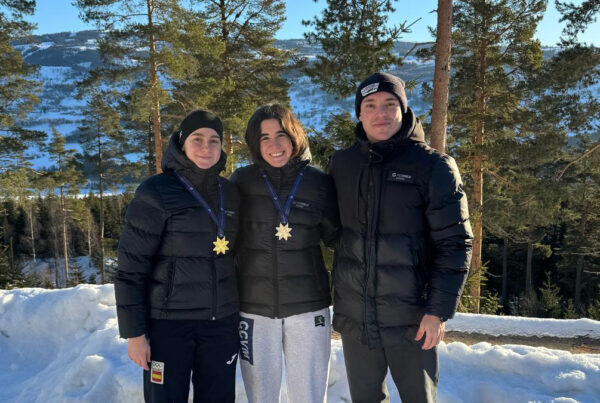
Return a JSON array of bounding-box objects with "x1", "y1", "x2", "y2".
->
[
  {"x1": 448, "y1": 313, "x2": 600, "y2": 339},
  {"x1": 1, "y1": 286, "x2": 599, "y2": 403}
]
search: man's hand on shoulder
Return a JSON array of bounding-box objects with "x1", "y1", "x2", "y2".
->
[{"x1": 415, "y1": 314, "x2": 445, "y2": 350}]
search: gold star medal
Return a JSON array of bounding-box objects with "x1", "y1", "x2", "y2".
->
[
  {"x1": 275, "y1": 222, "x2": 292, "y2": 241},
  {"x1": 213, "y1": 236, "x2": 229, "y2": 255}
]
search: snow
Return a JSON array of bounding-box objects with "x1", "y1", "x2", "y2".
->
[
  {"x1": 1, "y1": 285, "x2": 599, "y2": 403},
  {"x1": 38, "y1": 66, "x2": 73, "y2": 81},
  {"x1": 448, "y1": 313, "x2": 600, "y2": 339}
]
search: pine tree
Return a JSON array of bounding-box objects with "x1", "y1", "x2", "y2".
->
[
  {"x1": 44, "y1": 128, "x2": 85, "y2": 287},
  {"x1": 539, "y1": 271, "x2": 562, "y2": 318},
  {"x1": 75, "y1": 0, "x2": 199, "y2": 174},
  {"x1": 67, "y1": 260, "x2": 85, "y2": 287},
  {"x1": 70, "y1": 197, "x2": 96, "y2": 273},
  {"x1": 76, "y1": 90, "x2": 125, "y2": 283},
  {"x1": 550, "y1": 2, "x2": 600, "y2": 314},
  {"x1": 430, "y1": 0, "x2": 453, "y2": 153},
  {"x1": 449, "y1": 0, "x2": 547, "y2": 312},
  {"x1": 171, "y1": 0, "x2": 292, "y2": 174},
  {"x1": 556, "y1": 0, "x2": 599, "y2": 46},
  {"x1": 0, "y1": 0, "x2": 44, "y2": 169},
  {"x1": 308, "y1": 111, "x2": 355, "y2": 171},
  {"x1": 302, "y1": 0, "x2": 411, "y2": 99}
]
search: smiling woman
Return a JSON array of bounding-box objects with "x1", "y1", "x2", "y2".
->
[
  {"x1": 230, "y1": 103, "x2": 340, "y2": 403},
  {"x1": 259, "y1": 119, "x2": 293, "y2": 168},
  {"x1": 114, "y1": 109, "x2": 241, "y2": 403}
]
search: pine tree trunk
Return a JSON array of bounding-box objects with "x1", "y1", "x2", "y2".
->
[
  {"x1": 224, "y1": 131, "x2": 233, "y2": 176},
  {"x1": 87, "y1": 212, "x2": 92, "y2": 269},
  {"x1": 468, "y1": 16, "x2": 488, "y2": 313},
  {"x1": 97, "y1": 127, "x2": 106, "y2": 284},
  {"x1": 502, "y1": 238, "x2": 508, "y2": 305},
  {"x1": 147, "y1": 0, "x2": 162, "y2": 174},
  {"x1": 29, "y1": 203, "x2": 36, "y2": 263},
  {"x1": 148, "y1": 117, "x2": 155, "y2": 175},
  {"x1": 60, "y1": 185, "x2": 69, "y2": 285},
  {"x1": 430, "y1": 0, "x2": 452, "y2": 153},
  {"x1": 526, "y1": 242, "x2": 534, "y2": 295},
  {"x1": 575, "y1": 201, "x2": 588, "y2": 313},
  {"x1": 9, "y1": 236, "x2": 14, "y2": 276}
]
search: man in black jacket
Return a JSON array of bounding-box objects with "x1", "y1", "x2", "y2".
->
[{"x1": 330, "y1": 72, "x2": 473, "y2": 402}]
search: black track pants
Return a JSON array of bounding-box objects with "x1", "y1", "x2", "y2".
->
[
  {"x1": 341, "y1": 327, "x2": 438, "y2": 403},
  {"x1": 143, "y1": 314, "x2": 239, "y2": 403}
]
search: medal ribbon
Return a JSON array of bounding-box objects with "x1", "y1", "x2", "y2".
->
[
  {"x1": 260, "y1": 166, "x2": 307, "y2": 225},
  {"x1": 175, "y1": 171, "x2": 225, "y2": 238}
]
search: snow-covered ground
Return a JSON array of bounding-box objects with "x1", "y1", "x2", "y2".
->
[{"x1": 1, "y1": 285, "x2": 599, "y2": 403}]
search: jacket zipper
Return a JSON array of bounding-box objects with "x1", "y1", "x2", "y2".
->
[
  {"x1": 273, "y1": 172, "x2": 281, "y2": 318},
  {"x1": 364, "y1": 150, "x2": 374, "y2": 343}
]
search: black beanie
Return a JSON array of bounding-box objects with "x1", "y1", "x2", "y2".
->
[
  {"x1": 355, "y1": 72, "x2": 408, "y2": 118},
  {"x1": 178, "y1": 110, "x2": 223, "y2": 147}
]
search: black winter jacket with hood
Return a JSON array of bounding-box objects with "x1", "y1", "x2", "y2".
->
[
  {"x1": 115, "y1": 132, "x2": 240, "y2": 339},
  {"x1": 330, "y1": 108, "x2": 473, "y2": 349},
  {"x1": 231, "y1": 148, "x2": 340, "y2": 319}
]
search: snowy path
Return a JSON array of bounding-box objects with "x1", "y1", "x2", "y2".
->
[{"x1": 1, "y1": 285, "x2": 599, "y2": 403}]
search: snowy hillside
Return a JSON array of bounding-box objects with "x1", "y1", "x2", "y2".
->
[
  {"x1": 1, "y1": 285, "x2": 599, "y2": 403},
  {"x1": 12, "y1": 31, "x2": 434, "y2": 171}
]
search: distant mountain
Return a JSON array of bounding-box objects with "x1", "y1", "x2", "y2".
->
[{"x1": 12, "y1": 30, "x2": 566, "y2": 169}]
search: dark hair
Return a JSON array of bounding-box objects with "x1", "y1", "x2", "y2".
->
[{"x1": 244, "y1": 104, "x2": 309, "y2": 164}]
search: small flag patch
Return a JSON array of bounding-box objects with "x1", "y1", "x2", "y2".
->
[{"x1": 151, "y1": 361, "x2": 164, "y2": 385}]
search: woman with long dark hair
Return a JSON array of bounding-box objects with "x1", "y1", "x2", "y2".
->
[{"x1": 232, "y1": 103, "x2": 339, "y2": 402}]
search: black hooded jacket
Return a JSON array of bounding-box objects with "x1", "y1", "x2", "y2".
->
[
  {"x1": 231, "y1": 151, "x2": 340, "y2": 319},
  {"x1": 115, "y1": 132, "x2": 240, "y2": 339},
  {"x1": 329, "y1": 108, "x2": 473, "y2": 348}
]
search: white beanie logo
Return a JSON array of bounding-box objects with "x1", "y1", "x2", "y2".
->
[{"x1": 361, "y1": 82, "x2": 379, "y2": 97}]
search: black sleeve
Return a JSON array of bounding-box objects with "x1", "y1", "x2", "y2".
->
[
  {"x1": 114, "y1": 180, "x2": 167, "y2": 339},
  {"x1": 424, "y1": 156, "x2": 473, "y2": 321},
  {"x1": 319, "y1": 173, "x2": 341, "y2": 248}
]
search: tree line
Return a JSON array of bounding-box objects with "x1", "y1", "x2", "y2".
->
[{"x1": 1, "y1": 0, "x2": 599, "y2": 320}]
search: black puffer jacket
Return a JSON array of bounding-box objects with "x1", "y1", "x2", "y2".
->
[
  {"x1": 330, "y1": 108, "x2": 473, "y2": 348},
  {"x1": 115, "y1": 133, "x2": 240, "y2": 339},
  {"x1": 231, "y1": 155, "x2": 339, "y2": 318}
]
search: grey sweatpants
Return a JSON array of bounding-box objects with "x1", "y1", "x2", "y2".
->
[{"x1": 239, "y1": 308, "x2": 331, "y2": 403}]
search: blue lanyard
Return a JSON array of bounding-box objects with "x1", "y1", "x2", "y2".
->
[
  {"x1": 260, "y1": 166, "x2": 307, "y2": 225},
  {"x1": 175, "y1": 171, "x2": 225, "y2": 238}
]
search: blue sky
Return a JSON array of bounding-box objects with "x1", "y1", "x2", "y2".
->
[{"x1": 31, "y1": 0, "x2": 599, "y2": 46}]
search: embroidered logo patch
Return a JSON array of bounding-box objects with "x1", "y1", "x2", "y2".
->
[
  {"x1": 292, "y1": 200, "x2": 311, "y2": 210},
  {"x1": 387, "y1": 171, "x2": 415, "y2": 184},
  {"x1": 239, "y1": 317, "x2": 254, "y2": 365},
  {"x1": 150, "y1": 361, "x2": 165, "y2": 385},
  {"x1": 361, "y1": 82, "x2": 380, "y2": 97},
  {"x1": 314, "y1": 315, "x2": 326, "y2": 327}
]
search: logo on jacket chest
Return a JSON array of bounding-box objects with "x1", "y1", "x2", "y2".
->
[
  {"x1": 387, "y1": 171, "x2": 415, "y2": 184},
  {"x1": 292, "y1": 200, "x2": 312, "y2": 210}
]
